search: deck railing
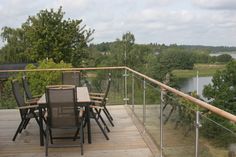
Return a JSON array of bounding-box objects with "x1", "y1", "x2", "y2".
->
[{"x1": 0, "y1": 66, "x2": 236, "y2": 157}]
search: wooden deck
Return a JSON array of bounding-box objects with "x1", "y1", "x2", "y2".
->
[{"x1": 0, "y1": 105, "x2": 155, "y2": 157}]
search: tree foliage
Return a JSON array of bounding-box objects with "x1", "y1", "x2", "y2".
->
[
  {"x1": 1, "y1": 7, "x2": 93, "y2": 67},
  {"x1": 216, "y1": 54, "x2": 232, "y2": 63},
  {"x1": 202, "y1": 61, "x2": 236, "y2": 146},
  {"x1": 26, "y1": 59, "x2": 72, "y2": 95},
  {"x1": 203, "y1": 61, "x2": 236, "y2": 114}
]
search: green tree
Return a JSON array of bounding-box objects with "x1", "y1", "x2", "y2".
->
[
  {"x1": 203, "y1": 61, "x2": 236, "y2": 114},
  {"x1": 26, "y1": 59, "x2": 72, "y2": 95},
  {"x1": 216, "y1": 54, "x2": 232, "y2": 63},
  {"x1": 202, "y1": 61, "x2": 236, "y2": 146},
  {"x1": 1, "y1": 7, "x2": 93, "y2": 66},
  {"x1": 159, "y1": 47, "x2": 195, "y2": 70}
]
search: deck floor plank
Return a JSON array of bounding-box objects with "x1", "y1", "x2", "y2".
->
[{"x1": 0, "y1": 106, "x2": 153, "y2": 157}]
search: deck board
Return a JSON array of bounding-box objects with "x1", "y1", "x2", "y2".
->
[{"x1": 0, "y1": 106, "x2": 154, "y2": 157}]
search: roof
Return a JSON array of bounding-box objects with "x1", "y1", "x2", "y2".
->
[{"x1": 0, "y1": 63, "x2": 35, "y2": 80}]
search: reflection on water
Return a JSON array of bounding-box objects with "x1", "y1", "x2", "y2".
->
[{"x1": 179, "y1": 76, "x2": 212, "y2": 100}]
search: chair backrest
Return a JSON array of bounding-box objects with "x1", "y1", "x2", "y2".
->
[
  {"x1": 22, "y1": 76, "x2": 33, "y2": 99},
  {"x1": 11, "y1": 79, "x2": 27, "y2": 119},
  {"x1": 102, "y1": 74, "x2": 112, "y2": 105},
  {"x1": 46, "y1": 85, "x2": 79, "y2": 128},
  {"x1": 62, "y1": 71, "x2": 81, "y2": 86}
]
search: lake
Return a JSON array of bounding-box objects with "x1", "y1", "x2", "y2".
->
[
  {"x1": 179, "y1": 76, "x2": 212, "y2": 100},
  {"x1": 210, "y1": 51, "x2": 236, "y2": 59}
]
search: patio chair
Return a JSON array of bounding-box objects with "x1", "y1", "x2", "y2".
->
[
  {"x1": 22, "y1": 76, "x2": 41, "y2": 103},
  {"x1": 62, "y1": 71, "x2": 81, "y2": 86},
  {"x1": 45, "y1": 85, "x2": 84, "y2": 156},
  {"x1": 89, "y1": 73, "x2": 114, "y2": 127},
  {"x1": 11, "y1": 79, "x2": 42, "y2": 141}
]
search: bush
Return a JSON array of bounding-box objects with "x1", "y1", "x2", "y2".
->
[{"x1": 0, "y1": 59, "x2": 72, "y2": 109}]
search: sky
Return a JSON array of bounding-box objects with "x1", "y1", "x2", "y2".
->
[{"x1": 0, "y1": 0, "x2": 236, "y2": 47}]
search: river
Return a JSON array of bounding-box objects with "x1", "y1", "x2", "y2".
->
[{"x1": 179, "y1": 76, "x2": 212, "y2": 100}]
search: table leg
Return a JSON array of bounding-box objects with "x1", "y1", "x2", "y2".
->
[
  {"x1": 85, "y1": 106, "x2": 91, "y2": 144},
  {"x1": 39, "y1": 107, "x2": 44, "y2": 146}
]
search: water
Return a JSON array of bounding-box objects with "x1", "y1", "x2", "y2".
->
[
  {"x1": 179, "y1": 76, "x2": 212, "y2": 100},
  {"x1": 210, "y1": 51, "x2": 236, "y2": 59}
]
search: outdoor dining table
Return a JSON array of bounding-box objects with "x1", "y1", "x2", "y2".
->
[{"x1": 37, "y1": 86, "x2": 92, "y2": 146}]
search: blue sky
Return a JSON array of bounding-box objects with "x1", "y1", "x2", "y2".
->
[{"x1": 0, "y1": 0, "x2": 236, "y2": 46}]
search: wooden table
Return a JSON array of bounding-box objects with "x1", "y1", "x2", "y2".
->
[{"x1": 37, "y1": 87, "x2": 92, "y2": 146}]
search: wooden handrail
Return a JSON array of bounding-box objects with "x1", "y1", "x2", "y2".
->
[
  {"x1": 0, "y1": 65, "x2": 236, "y2": 122},
  {"x1": 0, "y1": 66, "x2": 125, "y2": 73},
  {"x1": 125, "y1": 67, "x2": 236, "y2": 123}
]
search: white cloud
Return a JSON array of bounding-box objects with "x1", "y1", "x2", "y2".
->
[
  {"x1": 0, "y1": 0, "x2": 236, "y2": 46},
  {"x1": 193, "y1": 0, "x2": 236, "y2": 10}
]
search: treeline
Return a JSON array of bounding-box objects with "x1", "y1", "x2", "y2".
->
[
  {"x1": 87, "y1": 36, "x2": 233, "y2": 81},
  {"x1": 181, "y1": 45, "x2": 236, "y2": 53}
]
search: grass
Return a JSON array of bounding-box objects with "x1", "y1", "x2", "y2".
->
[{"x1": 172, "y1": 64, "x2": 226, "y2": 78}]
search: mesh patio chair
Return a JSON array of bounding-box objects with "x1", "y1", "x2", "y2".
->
[
  {"x1": 89, "y1": 73, "x2": 114, "y2": 127},
  {"x1": 11, "y1": 79, "x2": 43, "y2": 141},
  {"x1": 62, "y1": 71, "x2": 81, "y2": 86},
  {"x1": 45, "y1": 85, "x2": 84, "y2": 156},
  {"x1": 22, "y1": 76, "x2": 41, "y2": 103}
]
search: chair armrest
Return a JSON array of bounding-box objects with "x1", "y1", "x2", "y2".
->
[
  {"x1": 25, "y1": 99, "x2": 38, "y2": 105},
  {"x1": 90, "y1": 96, "x2": 103, "y2": 100},
  {"x1": 91, "y1": 99, "x2": 102, "y2": 104},
  {"x1": 90, "y1": 105, "x2": 104, "y2": 109},
  {"x1": 89, "y1": 92, "x2": 105, "y2": 96},
  {"x1": 18, "y1": 105, "x2": 39, "y2": 109}
]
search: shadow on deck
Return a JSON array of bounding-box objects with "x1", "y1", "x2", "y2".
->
[{"x1": 0, "y1": 105, "x2": 157, "y2": 157}]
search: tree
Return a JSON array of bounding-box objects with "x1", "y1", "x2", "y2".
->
[
  {"x1": 202, "y1": 61, "x2": 236, "y2": 146},
  {"x1": 203, "y1": 61, "x2": 236, "y2": 114},
  {"x1": 1, "y1": 7, "x2": 93, "y2": 67},
  {"x1": 216, "y1": 54, "x2": 232, "y2": 63},
  {"x1": 152, "y1": 46, "x2": 195, "y2": 81}
]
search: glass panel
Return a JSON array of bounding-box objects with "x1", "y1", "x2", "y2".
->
[
  {"x1": 162, "y1": 94, "x2": 195, "y2": 157},
  {"x1": 144, "y1": 82, "x2": 161, "y2": 146},
  {"x1": 109, "y1": 69, "x2": 125, "y2": 105},
  {"x1": 132, "y1": 75, "x2": 143, "y2": 123},
  {"x1": 199, "y1": 112, "x2": 236, "y2": 157}
]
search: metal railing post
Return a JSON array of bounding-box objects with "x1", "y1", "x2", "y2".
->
[
  {"x1": 143, "y1": 78, "x2": 146, "y2": 124},
  {"x1": 123, "y1": 69, "x2": 129, "y2": 105},
  {"x1": 195, "y1": 111, "x2": 201, "y2": 157},
  {"x1": 160, "y1": 89, "x2": 164, "y2": 157},
  {"x1": 132, "y1": 74, "x2": 134, "y2": 112}
]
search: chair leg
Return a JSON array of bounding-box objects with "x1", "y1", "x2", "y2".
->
[
  {"x1": 80, "y1": 120, "x2": 84, "y2": 155},
  {"x1": 34, "y1": 115, "x2": 46, "y2": 137},
  {"x1": 45, "y1": 126, "x2": 49, "y2": 157},
  {"x1": 90, "y1": 109, "x2": 109, "y2": 140},
  {"x1": 12, "y1": 120, "x2": 25, "y2": 141},
  {"x1": 19, "y1": 118, "x2": 29, "y2": 133},
  {"x1": 103, "y1": 109, "x2": 114, "y2": 127},
  {"x1": 73, "y1": 128, "x2": 80, "y2": 141},
  {"x1": 22, "y1": 118, "x2": 30, "y2": 130},
  {"x1": 49, "y1": 128, "x2": 53, "y2": 144},
  {"x1": 104, "y1": 106, "x2": 113, "y2": 121},
  {"x1": 95, "y1": 108, "x2": 110, "y2": 132}
]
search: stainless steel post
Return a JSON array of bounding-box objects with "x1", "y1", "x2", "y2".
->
[
  {"x1": 160, "y1": 90, "x2": 164, "y2": 157},
  {"x1": 123, "y1": 69, "x2": 128, "y2": 105},
  {"x1": 132, "y1": 74, "x2": 134, "y2": 112},
  {"x1": 195, "y1": 111, "x2": 201, "y2": 157},
  {"x1": 143, "y1": 79, "x2": 146, "y2": 124}
]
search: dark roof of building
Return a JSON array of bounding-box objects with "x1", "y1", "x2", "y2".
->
[{"x1": 0, "y1": 63, "x2": 36, "y2": 80}]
